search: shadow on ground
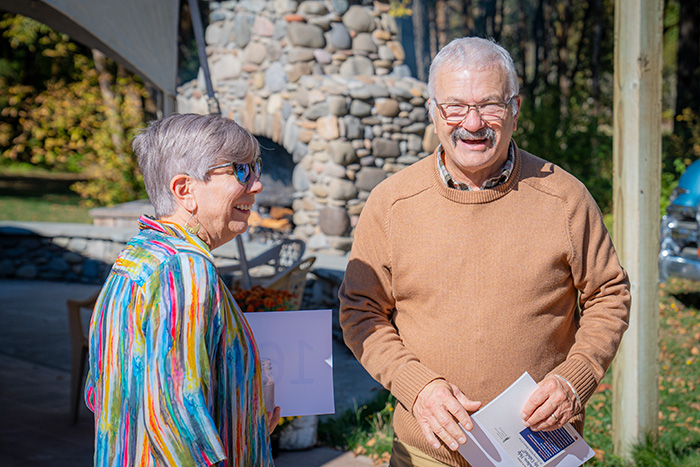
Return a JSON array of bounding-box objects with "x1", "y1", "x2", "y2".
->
[{"x1": 0, "y1": 172, "x2": 86, "y2": 198}]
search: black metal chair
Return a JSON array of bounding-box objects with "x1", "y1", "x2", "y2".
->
[{"x1": 220, "y1": 238, "x2": 306, "y2": 290}]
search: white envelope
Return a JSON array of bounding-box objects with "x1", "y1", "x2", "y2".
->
[{"x1": 244, "y1": 309, "x2": 335, "y2": 417}]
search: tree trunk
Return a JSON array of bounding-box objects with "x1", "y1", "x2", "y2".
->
[
  {"x1": 555, "y1": 0, "x2": 573, "y2": 113},
  {"x1": 428, "y1": 0, "x2": 438, "y2": 60},
  {"x1": 591, "y1": 0, "x2": 603, "y2": 104},
  {"x1": 495, "y1": 0, "x2": 504, "y2": 42},
  {"x1": 567, "y1": 1, "x2": 592, "y2": 86},
  {"x1": 436, "y1": 0, "x2": 448, "y2": 50},
  {"x1": 461, "y1": 0, "x2": 475, "y2": 36},
  {"x1": 92, "y1": 49, "x2": 126, "y2": 154},
  {"x1": 483, "y1": 0, "x2": 503, "y2": 42},
  {"x1": 118, "y1": 64, "x2": 144, "y2": 179},
  {"x1": 412, "y1": 0, "x2": 429, "y2": 82},
  {"x1": 515, "y1": 0, "x2": 530, "y2": 98},
  {"x1": 675, "y1": 0, "x2": 700, "y2": 120},
  {"x1": 533, "y1": 0, "x2": 546, "y2": 91}
]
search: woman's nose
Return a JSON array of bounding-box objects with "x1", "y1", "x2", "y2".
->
[{"x1": 247, "y1": 176, "x2": 263, "y2": 194}]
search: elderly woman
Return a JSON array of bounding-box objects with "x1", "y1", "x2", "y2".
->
[{"x1": 85, "y1": 113, "x2": 280, "y2": 467}]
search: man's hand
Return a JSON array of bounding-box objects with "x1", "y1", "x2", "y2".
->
[
  {"x1": 413, "y1": 379, "x2": 481, "y2": 451},
  {"x1": 267, "y1": 406, "x2": 281, "y2": 432},
  {"x1": 521, "y1": 376, "x2": 580, "y2": 431}
]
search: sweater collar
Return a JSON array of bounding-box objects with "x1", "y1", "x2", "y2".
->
[
  {"x1": 429, "y1": 139, "x2": 522, "y2": 204},
  {"x1": 436, "y1": 141, "x2": 516, "y2": 190}
]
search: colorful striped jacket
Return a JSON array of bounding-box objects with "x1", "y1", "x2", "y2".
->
[{"x1": 86, "y1": 216, "x2": 273, "y2": 467}]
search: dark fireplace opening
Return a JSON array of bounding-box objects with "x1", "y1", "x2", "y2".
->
[{"x1": 249, "y1": 136, "x2": 296, "y2": 242}]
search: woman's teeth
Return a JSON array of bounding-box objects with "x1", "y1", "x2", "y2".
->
[{"x1": 235, "y1": 204, "x2": 252, "y2": 211}]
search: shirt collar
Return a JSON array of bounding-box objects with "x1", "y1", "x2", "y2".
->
[
  {"x1": 138, "y1": 215, "x2": 213, "y2": 256},
  {"x1": 436, "y1": 141, "x2": 515, "y2": 191}
]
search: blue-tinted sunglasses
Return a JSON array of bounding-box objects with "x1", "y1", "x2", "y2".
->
[{"x1": 207, "y1": 157, "x2": 262, "y2": 185}]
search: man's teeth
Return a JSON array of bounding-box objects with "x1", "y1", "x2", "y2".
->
[{"x1": 235, "y1": 204, "x2": 252, "y2": 211}]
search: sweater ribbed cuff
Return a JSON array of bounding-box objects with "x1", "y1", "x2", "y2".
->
[
  {"x1": 391, "y1": 361, "x2": 443, "y2": 413},
  {"x1": 548, "y1": 358, "x2": 598, "y2": 408}
]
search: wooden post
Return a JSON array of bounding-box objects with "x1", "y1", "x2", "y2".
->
[{"x1": 612, "y1": 0, "x2": 662, "y2": 460}]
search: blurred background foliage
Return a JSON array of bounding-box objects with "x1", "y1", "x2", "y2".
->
[
  {"x1": 406, "y1": 0, "x2": 699, "y2": 216},
  {"x1": 0, "y1": 13, "x2": 149, "y2": 206},
  {"x1": 1, "y1": 0, "x2": 700, "y2": 213}
]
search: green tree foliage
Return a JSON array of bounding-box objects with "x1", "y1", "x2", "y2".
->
[
  {"x1": 514, "y1": 0, "x2": 616, "y2": 213},
  {"x1": 389, "y1": 0, "x2": 412, "y2": 17},
  {"x1": 517, "y1": 85, "x2": 614, "y2": 213},
  {"x1": 409, "y1": 0, "x2": 617, "y2": 212},
  {"x1": 0, "y1": 13, "x2": 147, "y2": 206},
  {"x1": 410, "y1": 0, "x2": 697, "y2": 216}
]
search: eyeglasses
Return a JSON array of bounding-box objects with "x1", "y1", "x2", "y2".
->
[
  {"x1": 435, "y1": 95, "x2": 517, "y2": 124},
  {"x1": 207, "y1": 157, "x2": 263, "y2": 185}
]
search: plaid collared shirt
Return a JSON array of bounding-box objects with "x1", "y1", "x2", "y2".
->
[{"x1": 436, "y1": 141, "x2": 515, "y2": 190}]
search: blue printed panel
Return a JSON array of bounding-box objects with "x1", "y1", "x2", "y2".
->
[{"x1": 519, "y1": 427, "x2": 575, "y2": 461}]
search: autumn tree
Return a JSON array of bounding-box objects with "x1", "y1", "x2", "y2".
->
[{"x1": 0, "y1": 13, "x2": 148, "y2": 205}]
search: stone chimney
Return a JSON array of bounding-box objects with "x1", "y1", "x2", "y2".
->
[{"x1": 176, "y1": 0, "x2": 439, "y2": 254}]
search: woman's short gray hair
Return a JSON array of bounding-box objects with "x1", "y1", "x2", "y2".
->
[
  {"x1": 427, "y1": 37, "x2": 519, "y2": 120},
  {"x1": 132, "y1": 113, "x2": 260, "y2": 217}
]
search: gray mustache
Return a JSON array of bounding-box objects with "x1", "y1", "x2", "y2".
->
[{"x1": 451, "y1": 126, "x2": 496, "y2": 145}]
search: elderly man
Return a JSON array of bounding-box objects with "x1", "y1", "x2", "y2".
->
[{"x1": 339, "y1": 37, "x2": 630, "y2": 467}]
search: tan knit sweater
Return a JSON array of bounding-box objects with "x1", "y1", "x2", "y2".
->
[{"x1": 339, "y1": 144, "x2": 630, "y2": 467}]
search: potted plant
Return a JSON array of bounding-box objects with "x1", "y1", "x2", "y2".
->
[{"x1": 232, "y1": 285, "x2": 297, "y2": 312}]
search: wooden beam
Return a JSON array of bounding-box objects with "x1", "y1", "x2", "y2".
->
[{"x1": 612, "y1": 0, "x2": 663, "y2": 460}]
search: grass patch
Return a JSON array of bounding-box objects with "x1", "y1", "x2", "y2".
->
[
  {"x1": 319, "y1": 279, "x2": 700, "y2": 466},
  {"x1": 319, "y1": 390, "x2": 395, "y2": 465},
  {"x1": 583, "y1": 277, "x2": 700, "y2": 466},
  {"x1": 0, "y1": 170, "x2": 92, "y2": 223},
  {"x1": 603, "y1": 213, "x2": 613, "y2": 236}
]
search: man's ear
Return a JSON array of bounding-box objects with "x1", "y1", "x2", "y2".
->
[
  {"x1": 512, "y1": 95, "x2": 522, "y2": 131},
  {"x1": 427, "y1": 101, "x2": 438, "y2": 133},
  {"x1": 170, "y1": 174, "x2": 197, "y2": 212}
]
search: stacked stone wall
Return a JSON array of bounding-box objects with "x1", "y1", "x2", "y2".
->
[
  {"x1": 176, "y1": 0, "x2": 439, "y2": 253},
  {"x1": 0, "y1": 225, "x2": 126, "y2": 284}
]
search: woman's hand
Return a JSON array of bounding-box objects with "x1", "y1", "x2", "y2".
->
[{"x1": 267, "y1": 406, "x2": 281, "y2": 432}]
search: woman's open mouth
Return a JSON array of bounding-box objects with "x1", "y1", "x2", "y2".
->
[{"x1": 234, "y1": 204, "x2": 253, "y2": 212}]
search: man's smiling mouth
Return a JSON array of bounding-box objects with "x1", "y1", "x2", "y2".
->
[{"x1": 451, "y1": 126, "x2": 496, "y2": 147}]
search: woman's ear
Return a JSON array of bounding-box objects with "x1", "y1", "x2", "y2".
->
[{"x1": 170, "y1": 174, "x2": 197, "y2": 212}]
